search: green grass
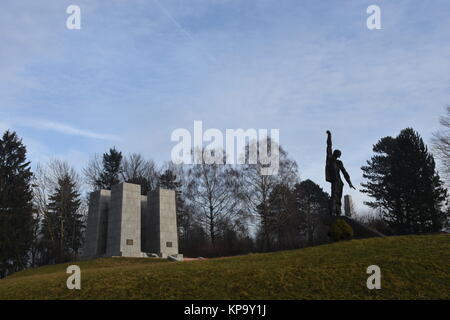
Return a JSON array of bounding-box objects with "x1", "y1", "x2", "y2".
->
[{"x1": 1, "y1": 234, "x2": 449, "y2": 300}]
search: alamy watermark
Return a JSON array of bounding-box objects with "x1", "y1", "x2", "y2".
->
[
  {"x1": 171, "y1": 121, "x2": 280, "y2": 175},
  {"x1": 66, "y1": 265, "x2": 81, "y2": 290},
  {"x1": 65, "y1": 4, "x2": 381, "y2": 31},
  {"x1": 366, "y1": 265, "x2": 381, "y2": 289},
  {"x1": 367, "y1": 5, "x2": 381, "y2": 30},
  {"x1": 66, "y1": 5, "x2": 81, "y2": 30}
]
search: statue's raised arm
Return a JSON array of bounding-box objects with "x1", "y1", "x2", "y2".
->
[
  {"x1": 326, "y1": 130, "x2": 332, "y2": 159},
  {"x1": 325, "y1": 130, "x2": 333, "y2": 183}
]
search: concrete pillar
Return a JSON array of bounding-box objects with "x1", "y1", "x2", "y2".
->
[
  {"x1": 146, "y1": 188, "x2": 178, "y2": 257},
  {"x1": 140, "y1": 194, "x2": 148, "y2": 253},
  {"x1": 106, "y1": 182, "x2": 142, "y2": 257},
  {"x1": 146, "y1": 190, "x2": 160, "y2": 254},
  {"x1": 83, "y1": 189, "x2": 110, "y2": 259}
]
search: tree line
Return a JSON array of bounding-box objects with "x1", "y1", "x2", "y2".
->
[{"x1": 1, "y1": 113, "x2": 450, "y2": 277}]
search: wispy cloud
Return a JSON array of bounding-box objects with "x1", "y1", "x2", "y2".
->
[
  {"x1": 19, "y1": 119, "x2": 119, "y2": 141},
  {"x1": 152, "y1": 0, "x2": 218, "y2": 64},
  {"x1": 1, "y1": 0, "x2": 450, "y2": 211}
]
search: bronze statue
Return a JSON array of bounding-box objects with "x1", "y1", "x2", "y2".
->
[{"x1": 326, "y1": 130, "x2": 355, "y2": 216}]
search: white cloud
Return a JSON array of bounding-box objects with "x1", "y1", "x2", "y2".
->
[{"x1": 2, "y1": 0, "x2": 450, "y2": 212}]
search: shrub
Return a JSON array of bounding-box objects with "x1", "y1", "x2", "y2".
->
[{"x1": 328, "y1": 218, "x2": 354, "y2": 241}]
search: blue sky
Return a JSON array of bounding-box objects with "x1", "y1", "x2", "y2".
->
[{"x1": 1, "y1": 0, "x2": 450, "y2": 211}]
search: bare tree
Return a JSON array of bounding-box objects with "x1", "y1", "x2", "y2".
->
[
  {"x1": 239, "y1": 138, "x2": 298, "y2": 252},
  {"x1": 30, "y1": 164, "x2": 49, "y2": 267},
  {"x1": 121, "y1": 153, "x2": 158, "y2": 194},
  {"x1": 83, "y1": 154, "x2": 103, "y2": 191},
  {"x1": 185, "y1": 148, "x2": 244, "y2": 250},
  {"x1": 432, "y1": 105, "x2": 450, "y2": 185},
  {"x1": 47, "y1": 159, "x2": 82, "y2": 190},
  {"x1": 84, "y1": 152, "x2": 158, "y2": 194},
  {"x1": 32, "y1": 159, "x2": 86, "y2": 265}
]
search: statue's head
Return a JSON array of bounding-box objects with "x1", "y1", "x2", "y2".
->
[{"x1": 333, "y1": 149, "x2": 342, "y2": 159}]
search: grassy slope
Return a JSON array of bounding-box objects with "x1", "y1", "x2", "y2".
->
[{"x1": 0, "y1": 234, "x2": 449, "y2": 300}]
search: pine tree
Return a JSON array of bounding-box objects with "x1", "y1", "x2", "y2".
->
[
  {"x1": 0, "y1": 131, "x2": 34, "y2": 277},
  {"x1": 361, "y1": 128, "x2": 448, "y2": 234},
  {"x1": 266, "y1": 184, "x2": 298, "y2": 250},
  {"x1": 294, "y1": 179, "x2": 329, "y2": 246},
  {"x1": 96, "y1": 147, "x2": 122, "y2": 190},
  {"x1": 159, "y1": 169, "x2": 181, "y2": 190},
  {"x1": 158, "y1": 169, "x2": 188, "y2": 243},
  {"x1": 41, "y1": 174, "x2": 83, "y2": 264}
]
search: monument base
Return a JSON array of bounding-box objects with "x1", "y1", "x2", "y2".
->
[{"x1": 325, "y1": 215, "x2": 385, "y2": 239}]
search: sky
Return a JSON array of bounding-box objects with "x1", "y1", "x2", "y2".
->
[{"x1": 1, "y1": 0, "x2": 450, "y2": 212}]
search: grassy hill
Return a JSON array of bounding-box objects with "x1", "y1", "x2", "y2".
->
[{"x1": 1, "y1": 234, "x2": 449, "y2": 300}]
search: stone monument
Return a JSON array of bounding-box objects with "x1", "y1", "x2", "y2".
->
[
  {"x1": 83, "y1": 182, "x2": 182, "y2": 260},
  {"x1": 325, "y1": 130, "x2": 355, "y2": 216},
  {"x1": 145, "y1": 188, "x2": 179, "y2": 257},
  {"x1": 323, "y1": 133, "x2": 386, "y2": 238}
]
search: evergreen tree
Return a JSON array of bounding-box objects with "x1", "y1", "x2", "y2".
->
[
  {"x1": 294, "y1": 180, "x2": 329, "y2": 246},
  {"x1": 96, "y1": 147, "x2": 122, "y2": 190},
  {"x1": 159, "y1": 169, "x2": 185, "y2": 221},
  {"x1": 361, "y1": 128, "x2": 448, "y2": 234},
  {"x1": 159, "y1": 169, "x2": 181, "y2": 190},
  {"x1": 159, "y1": 169, "x2": 189, "y2": 246},
  {"x1": 266, "y1": 184, "x2": 298, "y2": 250},
  {"x1": 0, "y1": 131, "x2": 34, "y2": 278},
  {"x1": 41, "y1": 174, "x2": 83, "y2": 264}
]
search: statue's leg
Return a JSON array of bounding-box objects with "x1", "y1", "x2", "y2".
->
[
  {"x1": 336, "y1": 181, "x2": 343, "y2": 216},
  {"x1": 330, "y1": 182, "x2": 337, "y2": 215}
]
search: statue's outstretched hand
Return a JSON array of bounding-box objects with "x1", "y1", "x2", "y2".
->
[{"x1": 350, "y1": 184, "x2": 356, "y2": 190}]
